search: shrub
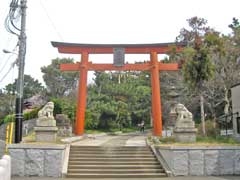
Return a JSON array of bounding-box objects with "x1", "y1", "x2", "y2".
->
[
  {"x1": 51, "y1": 98, "x2": 63, "y2": 115},
  {"x1": 3, "y1": 114, "x2": 15, "y2": 123},
  {"x1": 85, "y1": 109, "x2": 99, "y2": 129},
  {"x1": 23, "y1": 108, "x2": 40, "y2": 120},
  {"x1": 51, "y1": 97, "x2": 76, "y2": 122},
  {"x1": 2, "y1": 107, "x2": 40, "y2": 124},
  {"x1": 197, "y1": 120, "x2": 220, "y2": 137}
]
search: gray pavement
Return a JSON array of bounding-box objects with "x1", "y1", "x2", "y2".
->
[
  {"x1": 11, "y1": 175, "x2": 240, "y2": 180},
  {"x1": 71, "y1": 131, "x2": 147, "y2": 147}
]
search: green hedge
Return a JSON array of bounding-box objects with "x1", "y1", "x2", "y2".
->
[{"x1": 2, "y1": 107, "x2": 41, "y2": 124}]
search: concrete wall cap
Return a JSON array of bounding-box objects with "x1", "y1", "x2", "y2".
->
[
  {"x1": 7, "y1": 144, "x2": 66, "y2": 150},
  {"x1": 156, "y1": 145, "x2": 240, "y2": 150}
]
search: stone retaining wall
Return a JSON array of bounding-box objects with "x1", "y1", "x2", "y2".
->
[
  {"x1": 156, "y1": 146, "x2": 240, "y2": 176},
  {"x1": 0, "y1": 119, "x2": 37, "y2": 140},
  {"x1": 8, "y1": 144, "x2": 66, "y2": 177},
  {"x1": 0, "y1": 140, "x2": 5, "y2": 156}
]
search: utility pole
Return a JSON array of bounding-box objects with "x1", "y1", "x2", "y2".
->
[{"x1": 15, "y1": 0, "x2": 27, "y2": 143}]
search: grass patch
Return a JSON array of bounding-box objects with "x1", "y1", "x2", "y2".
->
[
  {"x1": 196, "y1": 136, "x2": 239, "y2": 144},
  {"x1": 155, "y1": 135, "x2": 240, "y2": 146}
]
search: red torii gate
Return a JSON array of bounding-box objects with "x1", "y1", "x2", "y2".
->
[{"x1": 51, "y1": 42, "x2": 185, "y2": 136}]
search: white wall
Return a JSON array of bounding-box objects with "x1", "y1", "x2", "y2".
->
[{"x1": 231, "y1": 84, "x2": 240, "y2": 138}]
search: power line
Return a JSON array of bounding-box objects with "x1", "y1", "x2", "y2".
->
[
  {"x1": 5, "y1": 0, "x2": 21, "y2": 36},
  {"x1": 0, "y1": 60, "x2": 17, "y2": 83},
  {"x1": 39, "y1": 0, "x2": 64, "y2": 41},
  {"x1": 0, "y1": 54, "x2": 15, "y2": 75},
  {"x1": 0, "y1": 45, "x2": 18, "y2": 75}
]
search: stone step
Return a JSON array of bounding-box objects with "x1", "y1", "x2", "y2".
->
[
  {"x1": 68, "y1": 161, "x2": 160, "y2": 165},
  {"x1": 67, "y1": 145, "x2": 166, "y2": 178},
  {"x1": 70, "y1": 149, "x2": 151, "y2": 152},
  {"x1": 69, "y1": 154, "x2": 154, "y2": 158},
  {"x1": 71, "y1": 146, "x2": 150, "y2": 151},
  {"x1": 66, "y1": 173, "x2": 167, "y2": 178},
  {"x1": 68, "y1": 164, "x2": 162, "y2": 169},
  {"x1": 68, "y1": 157, "x2": 156, "y2": 161},
  {"x1": 71, "y1": 146, "x2": 149, "y2": 149},
  {"x1": 69, "y1": 152, "x2": 152, "y2": 156},
  {"x1": 68, "y1": 169, "x2": 165, "y2": 174}
]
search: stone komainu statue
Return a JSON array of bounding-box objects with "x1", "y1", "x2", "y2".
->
[
  {"x1": 174, "y1": 103, "x2": 195, "y2": 129},
  {"x1": 175, "y1": 103, "x2": 192, "y2": 121},
  {"x1": 38, "y1": 101, "x2": 54, "y2": 118},
  {"x1": 36, "y1": 101, "x2": 56, "y2": 126}
]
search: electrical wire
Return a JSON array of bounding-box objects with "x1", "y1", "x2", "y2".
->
[
  {"x1": 0, "y1": 36, "x2": 14, "y2": 67},
  {"x1": 0, "y1": 55, "x2": 15, "y2": 76},
  {"x1": 0, "y1": 60, "x2": 17, "y2": 83},
  {"x1": 5, "y1": 0, "x2": 21, "y2": 36},
  {"x1": 39, "y1": 0, "x2": 64, "y2": 41},
  {"x1": 0, "y1": 45, "x2": 18, "y2": 75}
]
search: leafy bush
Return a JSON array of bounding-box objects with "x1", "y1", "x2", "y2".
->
[
  {"x1": 2, "y1": 107, "x2": 40, "y2": 124},
  {"x1": 51, "y1": 97, "x2": 76, "y2": 122},
  {"x1": 197, "y1": 120, "x2": 220, "y2": 137},
  {"x1": 3, "y1": 114, "x2": 15, "y2": 123},
  {"x1": 23, "y1": 108, "x2": 40, "y2": 120},
  {"x1": 51, "y1": 98, "x2": 62, "y2": 115},
  {"x1": 85, "y1": 109, "x2": 99, "y2": 129}
]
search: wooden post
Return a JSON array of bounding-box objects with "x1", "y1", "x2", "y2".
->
[
  {"x1": 75, "y1": 52, "x2": 88, "y2": 135},
  {"x1": 150, "y1": 52, "x2": 162, "y2": 136}
]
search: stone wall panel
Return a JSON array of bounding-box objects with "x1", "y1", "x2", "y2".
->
[
  {"x1": 44, "y1": 150, "x2": 63, "y2": 177},
  {"x1": 25, "y1": 149, "x2": 44, "y2": 176},
  {"x1": 173, "y1": 151, "x2": 188, "y2": 176},
  {"x1": 9, "y1": 149, "x2": 25, "y2": 176},
  {"x1": 189, "y1": 150, "x2": 204, "y2": 175},
  {"x1": 205, "y1": 150, "x2": 219, "y2": 175}
]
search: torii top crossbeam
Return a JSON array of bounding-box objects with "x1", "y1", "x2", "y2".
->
[
  {"x1": 51, "y1": 41, "x2": 185, "y2": 136},
  {"x1": 51, "y1": 41, "x2": 185, "y2": 54}
]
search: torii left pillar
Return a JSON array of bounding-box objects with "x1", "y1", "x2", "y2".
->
[{"x1": 151, "y1": 52, "x2": 162, "y2": 136}]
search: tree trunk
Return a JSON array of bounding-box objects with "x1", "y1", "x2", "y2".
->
[
  {"x1": 223, "y1": 87, "x2": 230, "y2": 115},
  {"x1": 200, "y1": 94, "x2": 206, "y2": 135},
  {"x1": 212, "y1": 113, "x2": 217, "y2": 128}
]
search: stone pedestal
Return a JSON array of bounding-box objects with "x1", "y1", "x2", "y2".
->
[
  {"x1": 34, "y1": 127, "x2": 58, "y2": 142},
  {"x1": 34, "y1": 102, "x2": 58, "y2": 143},
  {"x1": 174, "y1": 128, "x2": 197, "y2": 143},
  {"x1": 36, "y1": 118, "x2": 56, "y2": 127}
]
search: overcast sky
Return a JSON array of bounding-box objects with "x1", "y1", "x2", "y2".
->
[{"x1": 0, "y1": 0, "x2": 239, "y2": 88}]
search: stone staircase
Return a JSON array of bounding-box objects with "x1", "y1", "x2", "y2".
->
[{"x1": 67, "y1": 145, "x2": 167, "y2": 178}]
